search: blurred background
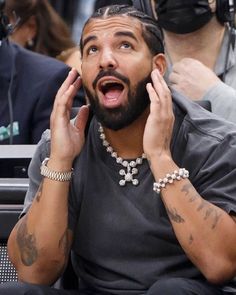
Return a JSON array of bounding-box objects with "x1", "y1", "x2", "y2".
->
[{"x1": 49, "y1": 0, "x2": 95, "y2": 43}]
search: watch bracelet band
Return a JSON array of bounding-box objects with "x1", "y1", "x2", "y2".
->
[{"x1": 40, "y1": 157, "x2": 73, "y2": 182}]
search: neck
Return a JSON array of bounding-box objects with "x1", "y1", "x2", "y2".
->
[
  {"x1": 102, "y1": 107, "x2": 149, "y2": 159},
  {"x1": 164, "y1": 17, "x2": 225, "y2": 69}
]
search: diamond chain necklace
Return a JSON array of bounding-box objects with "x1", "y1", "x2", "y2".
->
[{"x1": 98, "y1": 124, "x2": 146, "y2": 186}]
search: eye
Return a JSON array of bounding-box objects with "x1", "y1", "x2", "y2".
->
[
  {"x1": 120, "y1": 42, "x2": 132, "y2": 49},
  {"x1": 87, "y1": 46, "x2": 98, "y2": 55}
]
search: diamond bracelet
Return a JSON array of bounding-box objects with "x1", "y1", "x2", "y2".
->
[{"x1": 153, "y1": 168, "x2": 189, "y2": 194}]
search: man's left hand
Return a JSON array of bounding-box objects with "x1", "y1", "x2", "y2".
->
[{"x1": 144, "y1": 69, "x2": 174, "y2": 162}]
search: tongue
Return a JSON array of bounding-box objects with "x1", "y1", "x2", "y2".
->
[{"x1": 105, "y1": 89, "x2": 122, "y2": 100}]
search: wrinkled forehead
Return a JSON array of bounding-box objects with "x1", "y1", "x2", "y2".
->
[{"x1": 81, "y1": 15, "x2": 143, "y2": 46}]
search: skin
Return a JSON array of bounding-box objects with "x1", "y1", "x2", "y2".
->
[
  {"x1": 157, "y1": 0, "x2": 225, "y2": 100},
  {"x1": 7, "y1": 14, "x2": 236, "y2": 286}
]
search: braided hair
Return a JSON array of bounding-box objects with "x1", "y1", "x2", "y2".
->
[{"x1": 80, "y1": 4, "x2": 164, "y2": 56}]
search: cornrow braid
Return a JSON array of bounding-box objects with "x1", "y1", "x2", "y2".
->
[{"x1": 80, "y1": 4, "x2": 164, "y2": 56}]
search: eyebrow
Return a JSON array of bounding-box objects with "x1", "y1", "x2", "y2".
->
[
  {"x1": 82, "y1": 35, "x2": 97, "y2": 49},
  {"x1": 82, "y1": 30, "x2": 139, "y2": 49},
  {"x1": 114, "y1": 31, "x2": 138, "y2": 42}
]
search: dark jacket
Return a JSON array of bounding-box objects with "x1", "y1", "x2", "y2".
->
[{"x1": 0, "y1": 40, "x2": 70, "y2": 144}]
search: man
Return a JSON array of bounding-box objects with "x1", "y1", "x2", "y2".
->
[
  {"x1": 153, "y1": 0, "x2": 236, "y2": 123},
  {"x1": 1, "y1": 4, "x2": 236, "y2": 295}
]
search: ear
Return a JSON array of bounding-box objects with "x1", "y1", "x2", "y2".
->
[
  {"x1": 25, "y1": 15, "x2": 37, "y2": 40},
  {"x1": 152, "y1": 53, "x2": 166, "y2": 76}
]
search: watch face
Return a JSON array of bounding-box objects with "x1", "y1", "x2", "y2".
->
[{"x1": 42, "y1": 157, "x2": 50, "y2": 166}]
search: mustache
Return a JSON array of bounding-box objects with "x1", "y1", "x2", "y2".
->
[{"x1": 92, "y1": 69, "x2": 130, "y2": 90}]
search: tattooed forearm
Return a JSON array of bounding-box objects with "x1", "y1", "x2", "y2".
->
[
  {"x1": 16, "y1": 216, "x2": 38, "y2": 266},
  {"x1": 166, "y1": 206, "x2": 185, "y2": 223},
  {"x1": 58, "y1": 229, "x2": 69, "y2": 258},
  {"x1": 211, "y1": 210, "x2": 222, "y2": 229}
]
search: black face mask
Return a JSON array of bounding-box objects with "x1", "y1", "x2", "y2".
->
[{"x1": 156, "y1": 0, "x2": 213, "y2": 34}]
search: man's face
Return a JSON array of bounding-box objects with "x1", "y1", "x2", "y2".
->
[{"x1": 81, "y1": 15, "x2": 154, "y2": 130}]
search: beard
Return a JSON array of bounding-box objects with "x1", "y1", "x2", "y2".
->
[{"x1": 83, "y1": 72, "x2": 151, "y2": 131}]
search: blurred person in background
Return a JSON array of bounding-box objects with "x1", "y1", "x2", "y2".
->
[
  {"x1": 5, "y1": 0, "x2": 85, "y2": 110},
  {"x1": 0, "y1": 1, "x2": 80, "y2": 144},
  {"x1": 4, "y1": 0, "x2": 75, "y2": 58},
  {"x1": 153, "y1": 0, "x2": 236, "y2": 123}
]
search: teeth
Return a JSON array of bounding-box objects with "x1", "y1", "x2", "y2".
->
[{"x1": 101, "y1": 80, "x2": 117, "y2": 86}]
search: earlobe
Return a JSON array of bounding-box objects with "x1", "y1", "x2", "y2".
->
[
  {"x1": 152, "y1": 53, "x2": 166, "y2": 76},
  {"x1": 26, "y1": 15, "x2": 37, "y2": 40}
]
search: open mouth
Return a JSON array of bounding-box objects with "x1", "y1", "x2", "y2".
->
[{"x1": 99, "y1": 80, "x2": 125, "y2": 100}]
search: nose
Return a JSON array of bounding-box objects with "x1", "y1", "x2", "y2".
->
[{"x1": 99, "y1": 48, "x2": 118, "y2": 70}]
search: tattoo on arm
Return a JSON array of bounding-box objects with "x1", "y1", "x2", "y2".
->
[
  {"x1": 211, "y1": 210, "x2": 222, "y2": 229},
  {"x1": 58, "y1": 228, "x2": 69, "y2": 258},
  {"x1": 166, "y1": 206, "x2": 185, "y2": 223},
  {"x1": 16, "y1": 216, "x2": 38, "y2": 266},
  {"x1": 36, "y1": 183, "x2": 43, "y2": 202},
  {"x1": 197, "y1": 199, "x2": 222, "y2": 229},
  {"x1": 204, "y1": 207, "x2": 214, "y2": 220},
  {"x1": 181, "y1": 184, "x2": 199, "y2": 203},
  {"x1": 181, "y1": 183, "x2": 192, "y2": 196},
  {"x1": 181, "y1": 183, "x2": 222, "y2": 229},
  {"x1": 197, "y1": 199, "x2": 208, "y2": 212}
]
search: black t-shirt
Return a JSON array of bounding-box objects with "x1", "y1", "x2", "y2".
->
[{"x1": 24, "y1": 90, "x2": 236, "y2": 294}]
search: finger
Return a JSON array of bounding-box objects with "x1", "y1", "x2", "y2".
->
[
  {"x1": 151, "y1": 69, "x2": 172, "y2": 107},
  {"x1": 56, "y1": 68, "x2": 79, "y2": 98},
  {"x1": 151, "y1": 69, "x2": 174, "y2": 120},
  {"x1": 146, "y1": 82, "x2": 160, "y2": 104},
  {"x1": 74, "y1": 105, "x2": 90, "y2": 133},
  {"x1": 52, "y1": 80, "x2": 81, "y2": 122},
  {"x1": 66, "y1": 77, "x2": 82, "y2": 110}
]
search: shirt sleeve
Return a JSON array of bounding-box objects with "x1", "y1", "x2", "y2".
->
[
  {"x1": 20, "y1": 130, "x2": 51, "y2": 216},
  {"x1": 202, "y1": 81, "x2": 236, "y2": 124},
  {"x1": 188, "y1": 131, "x2": 236, "y2": 215}
]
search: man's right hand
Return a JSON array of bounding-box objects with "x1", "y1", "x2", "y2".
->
[
  {"x1": 169, "y1": 58, "x2": 220, "y2": 100},
  {"x1": 49, "y1": 68, "x2": 89, "y2": 167}
]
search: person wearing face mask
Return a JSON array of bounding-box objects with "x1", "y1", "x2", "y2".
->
[{"x1": 154, "y1": 0, "x2": 236, "y2": 124}]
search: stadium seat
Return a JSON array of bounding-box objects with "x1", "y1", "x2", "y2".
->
[{"x1": 0, "y1": 178, "x2": 27, "y2": 283}]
